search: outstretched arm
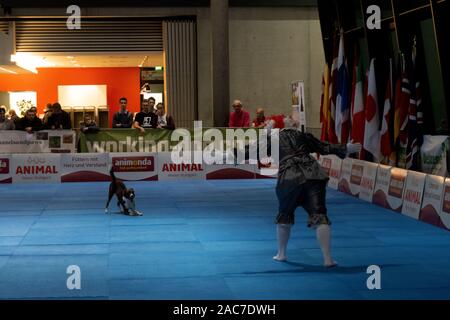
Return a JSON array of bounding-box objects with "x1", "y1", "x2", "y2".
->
[{"x1": 302, "y1": 133, "x2": 347, "y2": 158}]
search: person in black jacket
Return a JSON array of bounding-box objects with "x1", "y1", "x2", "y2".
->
[
  {"x1": 112, "y1": 97, "x2": 133, "y2": 128},
  {"x1": 46, "y1": 103, "x2": 71, "y2": 130},
  {"x1": 16, "y1": 109, "x2": 43, "y2": 133},
  {"x1": 273, "y1": 117, "x2": 361, "y2": 267}
]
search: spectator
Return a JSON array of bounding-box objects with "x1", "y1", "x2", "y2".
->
[
  {"x1": 252, "y1": 108, "x2": 269, "y2": 128},
  {"x1": 133, "y1": 99, "x2": 157, "y2": 133},
  {"x1": 228, "y1": 100, "x2": 250, "y2": 128},
  {"x1": 112, "y1": 97, "x2": 133, "y2": 128},
  {"x1": 79, "y1": 114, "x2": 99, "y2": 134},
  {"x1": 0, "y1": 107, "x2": 15, "y2": 130},
  {"x1": 8, "y1": 109, "x2": 19, "y2": 123},
  {"x1": 155, "y1": 103, "x2": 175, "y2": 130},
  {"x1": 46, "y1": 103, "x2": 71, "y2": 129},
  {"x1": 148, "y1": 97, "x2": 156, "y2": 112},
  {"x1": 16, "y1": 109, "x2": 43, "y2": 133},
  {"x1": 42, "y1": 103, "x2": 53, "y2": 127}
]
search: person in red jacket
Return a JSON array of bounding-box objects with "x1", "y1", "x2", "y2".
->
[{"x1": 228, "y1": 100, "x2": 250, "y2": 128}]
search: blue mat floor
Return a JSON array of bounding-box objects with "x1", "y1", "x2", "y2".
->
[{"x1": 0, "y1": 179, "x2": 450, "y2": 300}]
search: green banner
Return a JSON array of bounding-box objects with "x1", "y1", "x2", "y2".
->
[
  {"x1": 79, "y1": 129, "x2": 173, "y2": 153},
  {"x1": 78, "y1": 128, "x2": 266, "y2": 153}
]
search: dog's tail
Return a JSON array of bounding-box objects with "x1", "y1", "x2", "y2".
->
[{"x1": 110, "y1": 167, "x2": 116, "y2": 183}]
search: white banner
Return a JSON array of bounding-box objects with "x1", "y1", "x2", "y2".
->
[
  {"x1": 61, "y1": 153, "x2": 109, "y2": 182},
  {"x1": 373, "y1": 164, "x2": 392, "y2": 209},
  {"x1": 420, "y1": 135, "x2": 448, "y2": 177},
  {"x1": 338, "y1": 158, "x2": 352, "y2": 195},
  {"x1": 386, "y1": 167, "x2": 408, "y2": 212},
  {"x1": 401, "y1": 171, "x2": 426, "y2": 220},
  {"x1": 0, "y1": 130, "x2": 76, "y2": 154},
  {"x1": 0, "y1": 154, "x2": 12, "y2": 183},
  {"x1": 12, "y1": 153, "x2": 61, "y2": 184},
  {"x1": 109, "y1": 152, "x2": 158, "y2": 181},
  {"x1": 439, "y1": 179, "x2": 450, "y2": 230},
  {"x1": 157, "y1": 152, "x2": 206, "y2": 181},
  {"x1": 420, "y1": 174, "x2": 445, "y2": 228},
  {"x1": 320, "y1": 155, "x2": 342, "y2": 190},
  {"x1": 359, "y1": 161, "x2": 378, "y2": 203}
]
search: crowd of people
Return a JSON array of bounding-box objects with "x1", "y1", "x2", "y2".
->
[
  {"x1": 0, "y1": 102, "x2": 72, "y2": 133},
  {"x1": 0, "y1": 96, "x2": 176, "y2": 134}
]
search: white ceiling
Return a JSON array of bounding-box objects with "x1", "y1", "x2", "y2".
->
[
  {"x1": 0, "y1": 51, "x2": 164, "y2": 74},
  {"x1": 40, "y1": 52, "x2": 164, "y2": 68}
]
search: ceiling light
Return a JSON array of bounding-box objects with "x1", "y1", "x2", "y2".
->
[{"x1": 10, "y1": 53, "x2": 53, "y2": 73}]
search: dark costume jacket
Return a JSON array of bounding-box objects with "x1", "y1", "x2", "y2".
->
[{"x1": 278, "y1": 129, "x2": 347, "y2": 183}]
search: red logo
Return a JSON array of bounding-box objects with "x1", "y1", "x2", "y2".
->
[
  {"x1": 0, "y1": 159, "x2": 9, "y2": 174},
  {"x1": 388, "y1": 172, "x2": 406, "y2": 198},
  {"x1": 350, "y1": 164, "x2": 364, "y2": 185},
  {"x1": 112, "y1": 157, "x2": 154, "y2": 172}
]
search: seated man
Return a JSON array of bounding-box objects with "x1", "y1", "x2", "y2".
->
[
  {"x1": 155, "y1": 103, "x2": 175, "y2": 130},
  {"x1": 0, "y1": 107, "x2": 15, "y2": 130},
  {"x1": 15, "y1": 109, "x2": 43, "y2": 133},
  {"x1": 112, "y1": 97, "x2": 133, "y2": 128},
  {"x1": 133, "y1": 99, "x2": 157, "y2": 133},
  {"x1": 252, "y1": 108, "x2": 268, "y2": 128},
  {"x1": 228, "y1": 100, "x2": 250, "y2": 128},
  {"x1": 46, "y1": 103, "x2": 72, "y2": 129},
  {"x1": 79, "y1": 114, "x2": 99, "y2": 133}
]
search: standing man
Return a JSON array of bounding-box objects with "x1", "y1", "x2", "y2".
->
[
  {"x1": 46, "y1": 103, "x2": 72, "y2": 129},
  {"x1": 273, "y1": 117, "x2": 361, "y2": 267},
  {"x1": 228, "y1": 100, "x2": 250, "y2": 128},
  {"x1": 112, "y1": 97, "x2": 133, "y2": 128},
  {"x1": 133, "y1": 98, "x2": 157, "y2": 133}
]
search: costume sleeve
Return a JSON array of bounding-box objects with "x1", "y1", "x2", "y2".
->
[{"x1": 302, "y1": 132, "x2": 347, "y2": 158}]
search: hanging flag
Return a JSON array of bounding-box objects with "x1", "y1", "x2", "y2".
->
[
  {"x1": 335, "y1": 31, "x2": 350, "y2": 144},
  {"x1": 320, "y1": 64, "x2": 330, "y2": 141},
  {"x1": 350, "y1": 44, "x2": 365, "y2": 151},
  {"x1": 363, "y1": 58, "x2": 381, "y2": 162},
  {"x1": 380, "y1": 59, "x2": 393, "y2": 162},
  {"x1": 406, "y1": 46, "x2": 424, "y2": 170},
  {"x1": 328, "y1": 30, "x2": 339, "y2": 144},
  {"x1": 393, "y1": 58, "x2": 410, "y2": 168}
]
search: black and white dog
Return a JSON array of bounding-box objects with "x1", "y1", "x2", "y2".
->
[{"x1": 105, "y1": 168, "x2": 142, "y2": 216}]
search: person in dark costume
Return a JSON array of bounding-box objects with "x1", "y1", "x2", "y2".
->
[{"x1": 273, "y1": 117, "x2": 361, "y2": 267}]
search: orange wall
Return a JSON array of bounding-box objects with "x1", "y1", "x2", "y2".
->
[{"x1": 0, "y1": 67, "x2": 140, "y2": 126}]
